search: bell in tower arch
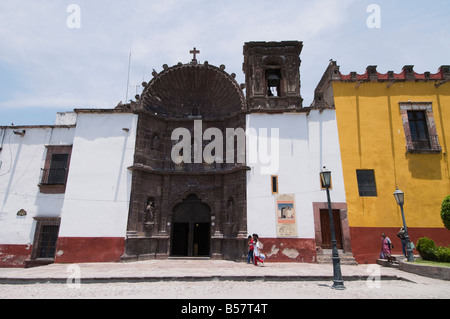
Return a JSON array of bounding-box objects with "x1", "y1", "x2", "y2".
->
[{"x1": 266, "y1": 69, "x2": 282, "y2": 97}]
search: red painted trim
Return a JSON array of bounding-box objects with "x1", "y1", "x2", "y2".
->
[
  {"x1": 257, "y1": 238, "x2": 316, "y2": 263},
  {"x1": 350, "y1": 227, "x2": 450, "y2": 264},
  {"x1": 55, "y1": 237, "x2": 125, "y2": 263},
  {"x1": 0, "y1": 244, "x2": 32, "y2": 268}
]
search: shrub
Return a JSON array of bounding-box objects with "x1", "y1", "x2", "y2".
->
[
  {"x1": 434, "y1": 246, "x2": 450, "y2": 263},
  {"x1": 416, "y1": 237, "x2": 436, "y2": 261},
  {"x1": 416, "y1": 237, "x2": 450, "y2": 262},
  {"x1": 441, "y1": 195, "x2": 450, "y2": 230}
]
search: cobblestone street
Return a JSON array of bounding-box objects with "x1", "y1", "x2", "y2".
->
[
  {"x1": 0, "y1": 260, "x2": 448, "y2": 299},
  {"x1": 1, "y1": 277, "x2": 449, "y2": 299}
]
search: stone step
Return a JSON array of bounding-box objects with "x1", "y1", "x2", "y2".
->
[
  {"x1": 316, "y1": 250, "x2": 358, "y2": 265},
  {"x1": 168, "y1": 256, "x2": 211, "y2": 261},
  {"x1": 376, "y1": 258, "x2": 399, "y2": 268},
  {"x1": 377, "y1": 254, "x2": 420, "y2": 268}
]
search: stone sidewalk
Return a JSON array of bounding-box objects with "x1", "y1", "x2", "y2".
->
[{"x1": 0, "y1": 258, "x2": 434, "y2": 284}]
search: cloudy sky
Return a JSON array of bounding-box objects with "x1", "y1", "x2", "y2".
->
[{"x1": 0, "y1": 0, "x2": 449, "y2": 126}]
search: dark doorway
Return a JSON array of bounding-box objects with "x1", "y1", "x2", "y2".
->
[
  {"x1": 193, "y1": 223, "x2": 210, "y2": 256},
  {"x1": 171, "y1": 194, "x2": 211, "y2": 257},
  {"x1": 320, "y1": 209, "x2": 343, "y2": 249},
  {"x1": 172, "y1": 223, "x2": 189, "y2": 256}
]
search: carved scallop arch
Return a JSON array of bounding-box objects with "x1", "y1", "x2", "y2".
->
[
  {"x1": 168, "y1": 187, "x2": 215, "y2": 213},
  {"x1": 140, "y1": 62, "x2": 247, "y2": 119}
]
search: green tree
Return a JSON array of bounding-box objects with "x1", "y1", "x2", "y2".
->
[{"x1": 441, "y1": 195, "x2": 450, "y2": 230}]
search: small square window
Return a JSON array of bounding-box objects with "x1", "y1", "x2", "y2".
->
[
  {"x1": 356, "y1": 170, "x2": 377, "y2": 197},
  {"x1": 271, "y1": 175, "x2": 279, "y2": 194}
]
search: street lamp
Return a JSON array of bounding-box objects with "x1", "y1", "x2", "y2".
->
[
  {"x1": 320, "y1": 166, "x2": 345, "y2": 290},
  {"x1": 393, "y1": 188, "x2": 414, "y2": 262}
]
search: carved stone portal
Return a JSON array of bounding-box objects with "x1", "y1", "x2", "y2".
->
[{"x1": 122, "y1": 58, "x2": 248, "y2": 262}]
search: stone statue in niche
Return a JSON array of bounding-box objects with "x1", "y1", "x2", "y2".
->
[
  {"x1": 145, "y1": 202, "x2": 154, "y2": 221},
  {"x1": 151, "y1": 134, "x2": 160, "y2": 151},
  {"x1": 226, "y1": 198, "x2": 235, "y2": 225},
  {"x1": 144, "y1": 198, "x2": 156, "y2": 230}
]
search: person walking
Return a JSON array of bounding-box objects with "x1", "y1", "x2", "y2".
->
[
  {"x1": 247, "y1": 235, "x2": 254, "y2": 264},
  {"x1": 381, "y1": 233, "x2": 393, "y2": 263},
  {"x1": 252, "y1": 234, "x2": 264, "y2": 266}
]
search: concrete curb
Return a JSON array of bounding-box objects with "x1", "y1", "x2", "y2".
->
[
  {"x1": 0, "y1": 274, "x2": 408, "y2": 285},
  {"x1": 0, "y1": 260, "x2": 437, "y2": 285},
  {"x1": 399, "y1": 261, "x2": 450, "y2": 281}
]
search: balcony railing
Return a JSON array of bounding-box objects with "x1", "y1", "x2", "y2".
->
[
  {"x1": 408, "y1": 135, "x2": 441, "y2": 153},
  {"x1": 40, "y1": 168, "x2": 68, "y2": 185},
  {"x1": 412, "y1": 139, "x2": 431, "y2": 150}
]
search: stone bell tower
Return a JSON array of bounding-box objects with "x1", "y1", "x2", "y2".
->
[{"x1": 243, "y1": 41, "x2": 303, "y2": 111}]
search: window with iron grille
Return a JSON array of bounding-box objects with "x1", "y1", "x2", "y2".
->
[
  {"x1": 46, "y1": 153, "x2": 69, "y2": 184},
  {"x1": 399, "y1": 102, "x2": 441, "y2": 153},
  {"x1": 408, "y1": 111, "x2": 431, "y2": 150},
  {"x1": 37, "y1": 225, "x2": 60, "y2": 259},
  {"x1": 39, "y1": 145, "x2": 72, "y2": 193},
  {"x1": 31, "y1": 218, "x2": 61, "y2": 261},
  {"x1": 356, "y1": 169, "x2": 377, "y2": 197}
]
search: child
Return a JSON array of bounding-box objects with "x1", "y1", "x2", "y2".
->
[{"x1": 247, "y1": 235, "x2": 254, "y2": 264}]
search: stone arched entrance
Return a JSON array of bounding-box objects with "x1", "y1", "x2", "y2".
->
[{"x1": 171, "y1": 194, "x2": 211, "y2": 257}]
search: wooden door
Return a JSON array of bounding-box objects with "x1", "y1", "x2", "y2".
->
[{"x1": 320, "y1": 209, "x2": 343, "y2": 249}]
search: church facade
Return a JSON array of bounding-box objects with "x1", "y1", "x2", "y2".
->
[
  {"x1": 113, "y1": 41, "x2": 352, "y2": 263},
  {"x1": 121, "y1": 50, "x2": 249, "y2": 261}
]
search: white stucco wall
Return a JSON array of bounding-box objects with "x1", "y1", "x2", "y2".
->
[
  {"x1": 246, "y1": 109, "x2": 346, "y2": 239},
  {"x1": 1, "y1": 108, "x2": 343, "y2": 250},
  {"x1": 0, "y1": 125, "x2": 75, "y2": 246},
  {"x1": 58, "y1": 112, "x2": 137, "y2": 238}
]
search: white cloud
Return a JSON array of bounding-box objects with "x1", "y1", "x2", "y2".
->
[{"x1": 0, "y1": 0, "x2": 449, "y2": 125}]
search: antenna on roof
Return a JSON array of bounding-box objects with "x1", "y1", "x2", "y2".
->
[{"x1": 125, "y1": 42, "x2": 132, "y2": 103}]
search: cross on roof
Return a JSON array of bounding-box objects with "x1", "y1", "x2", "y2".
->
[{"x1": 190, "y1": 47, "x2": 200, "y2": 61}]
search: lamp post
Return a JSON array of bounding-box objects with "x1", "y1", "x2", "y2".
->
[
  {"x1": 393, "y1": 188, "x2": 414, "y2": 262},
  {"x1": 320, "y1": 167, "x2": 345, "y2": 290}
]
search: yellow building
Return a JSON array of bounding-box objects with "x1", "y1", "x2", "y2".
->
[{"x1": 313, "y1": 62, "x2": 450, "y2": 263}]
